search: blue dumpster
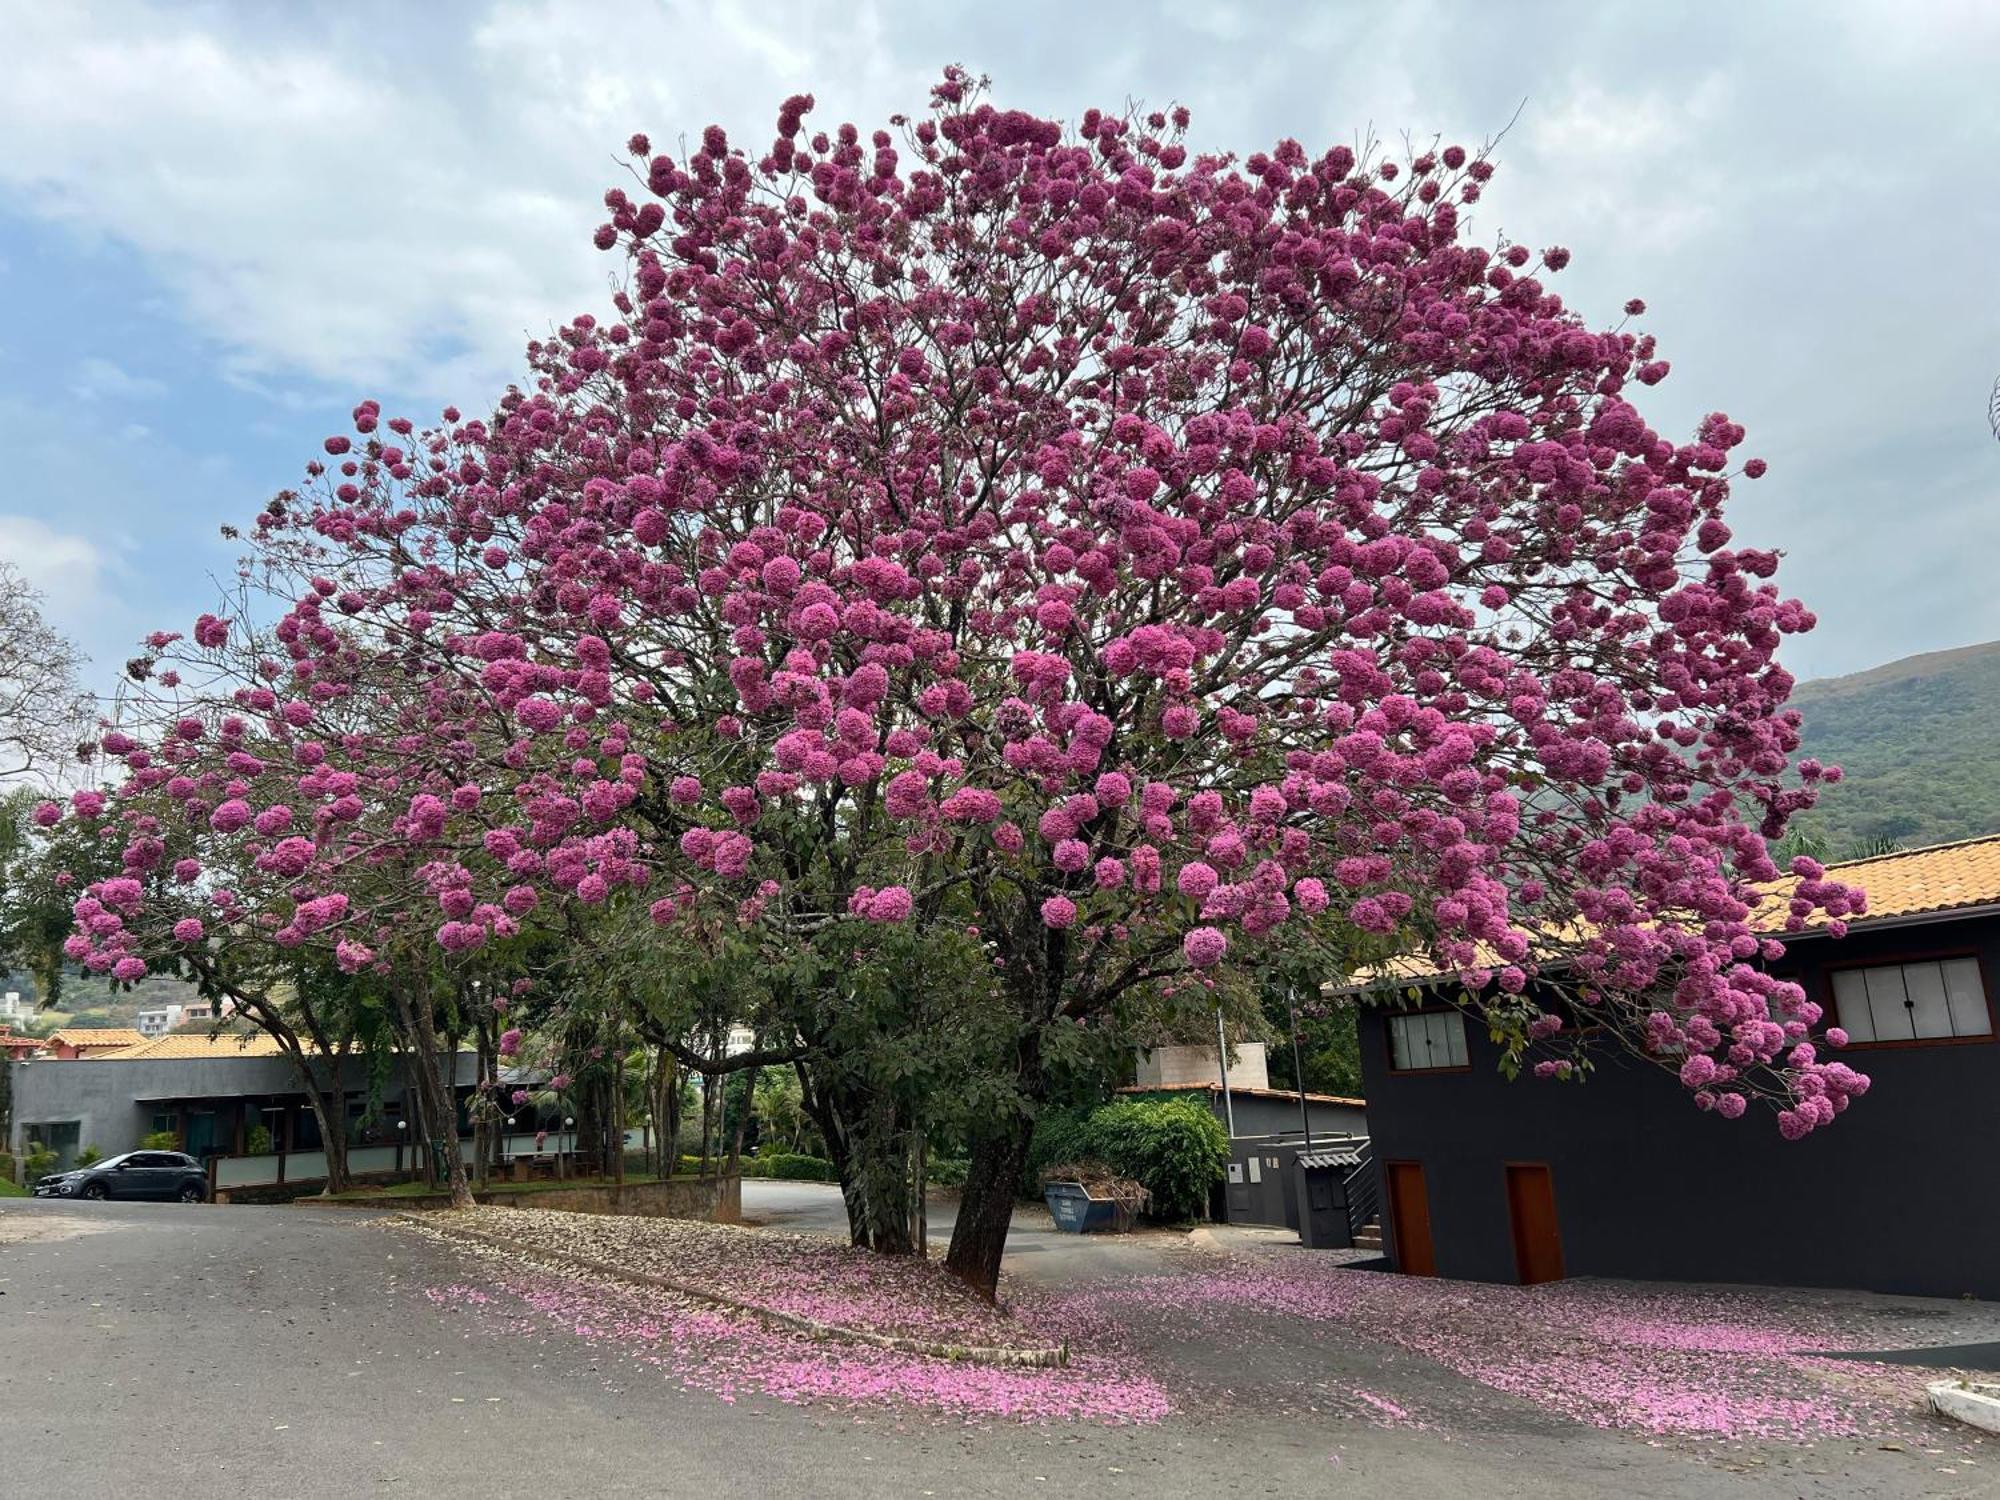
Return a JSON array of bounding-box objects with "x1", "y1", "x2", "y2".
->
[{"x1": 1044, "y1": 1182, "x2": 1132, "y2": 1234}]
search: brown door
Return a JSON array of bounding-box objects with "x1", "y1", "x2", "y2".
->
[
  {"x1": 1385, "y1": 1161, "x2": 1436, "y2": 1276},
  {"x1": 1505, "y1": 1163, "x2": 1564, "y2": 1285}
]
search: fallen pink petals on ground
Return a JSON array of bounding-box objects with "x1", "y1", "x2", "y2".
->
[
  {"x1": 435, "y1": 1205, "x2": 1035, "y2": 1348},
  {"x1": 422, "y1": 1272, "x2": 1171, "y2": 1423},
  {"x1": 1078, "y1": 1254, "x2": 1952, "y2": 1443}
]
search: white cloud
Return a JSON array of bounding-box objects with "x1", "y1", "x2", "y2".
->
[
  {"x1": 0, "y1": 514, "x2": 108, "y2": 624},
  {"x1": 70, "y1": 356, "x2": 168, "y2": 403},
  {"x1": 0, "y1": 0, "x2": 923, "y2": 409}
]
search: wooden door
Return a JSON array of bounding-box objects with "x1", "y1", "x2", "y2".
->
[
  {"x1": 1385, "y1": 1161, "x2": 1436, "y2": 1276},
  {"x1": 1505, "y1": 1163, "x2": 1564, "y2": 1285}
]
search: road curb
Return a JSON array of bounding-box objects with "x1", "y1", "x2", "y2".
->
[{"x1": 394, "y1": 1212, "x2": 1069, "y2": 1369}]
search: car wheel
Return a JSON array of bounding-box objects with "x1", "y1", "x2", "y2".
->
[
  {"x1": 80, "y1": 1181, "x2": 108, "y2": 1200},
  {"x1": 178, "y1": 1183, "x2": 205, "y2": 1204}
]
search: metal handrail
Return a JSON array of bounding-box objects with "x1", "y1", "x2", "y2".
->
[{"x1": 1343, "y1": 1138, "x2": 1382, "y2": 1241}]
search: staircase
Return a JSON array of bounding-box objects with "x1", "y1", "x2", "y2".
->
[{"x1": 1343, "y1": 1138, "x2": 1384, "y2": 1252}]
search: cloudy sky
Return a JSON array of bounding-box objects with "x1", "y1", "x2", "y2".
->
[{"x1": 3, "y1": 0, "x2": 1997, "y2": 706}]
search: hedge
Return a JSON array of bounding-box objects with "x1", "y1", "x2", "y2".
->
[
  {"x1": 736, "y1": 1152, "x2": 840, "y2": 1183},
  {"x1": 1024, "y1": 1097, "x2": 1228, "y2": 1221}
]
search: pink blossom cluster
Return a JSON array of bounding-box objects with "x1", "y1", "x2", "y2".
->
[{"x1": 53, "y1": 71, "x2": 1867, "y2": 1128}]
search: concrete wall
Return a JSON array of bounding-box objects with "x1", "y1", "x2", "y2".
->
[
  {"x1": 7, "y1": 1050, "x2": 480, "y2": 1166},
  {"x1": 1358, "y1": 909, "x2": 2000, "y2": 1299},
  {"x1": 1135, "y1": 1042, "x2": 1271, "y2": 1091},
  {"x1": 318, "y1": 1174, "x2": 742, "y2": 1224}
]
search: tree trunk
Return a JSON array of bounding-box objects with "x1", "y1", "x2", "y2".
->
[
  {"x1": 699, "y1": 1059, "x2": 722, "y2": 1176},
  {"x1": 268, "y1": 1044, "x2": 348, "y2": 1196},
  {"x1": 663, "y1": 1055, "x2": 683, "y2": 1172},
  {"x1": 725, "y1": 1063, "x2": 759, "y2": 1174},
  {"x1": 944, "y1": 1111, "x2": 1035, "y2": 1298},
  {"x1": 801, "y1": 1063, "x2": 918, "y2": 1255},
  {"x1": 612, "y1": 1034, "x2": 626, "y2": 1186},
  {"x1": 320, "y1": 1111, "x2": 350, "y2": 1196},
  {"x1": 297, "y1": 1061, "x2": 350, "y2": 1197},
  {"x1": 394, "y1": 986, "x2": 473, "y2": 1209}
]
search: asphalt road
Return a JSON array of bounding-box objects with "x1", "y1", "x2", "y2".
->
[{"x1": 0, "y1": 1198, "x2": 1979, "y2": 1500}]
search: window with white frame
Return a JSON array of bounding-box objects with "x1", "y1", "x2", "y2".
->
[
  {"x1": 1388, "y1": 1010, "x2": 1469, "y2": 1071},
  {"x1": 1828, "y1": 957, "x2": 1993, "y2": 1044}
]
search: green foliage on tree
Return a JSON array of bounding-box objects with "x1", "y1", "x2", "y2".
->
[
  {"x1": 74, "y1": 1145, "x2": 102, "y2": 1168},
  {"x1": 0, "y1": 788, "x2": 124, "y2": 1010},
  {"x1": 140, "y1": 1130, "x2": 179, "y2": 1151}
]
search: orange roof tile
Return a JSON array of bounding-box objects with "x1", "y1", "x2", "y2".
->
[
  {"x1": 45, "y1": 1027, "x2": 148, "y2": 1050},
  {"x1": 1750, "y1": 833, "x2": 2000, "y2": 931},
  {"x1": 91, "y1": 1032, "x2": 290, "y2": 1061},
  {"x1": 1338, "y1": 834, "x2": 2000, "y2": 992}
]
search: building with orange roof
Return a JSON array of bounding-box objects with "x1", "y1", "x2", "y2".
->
[
  {"x1": 41, "y1": 1028, "x2": 148, "y2": 1059},
  {"x1": 1348, "y1": 833, "x2": 2000, "y2": 1300}
]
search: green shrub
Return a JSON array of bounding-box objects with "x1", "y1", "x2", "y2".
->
[
  {"x1": 140, "y1": 1130, "x2": 180, "y2": 1151},
  {"x1": 245, "y1": 1125, "x2": 274, "y2": 1156},
  {"x1": 1024, "y1": 1097, "x2": 1227, "y2": 1221},
  {"x1": 927, "y1": 1155, "x2": 969, "y2": 1188},
  {"x1": 0, "y1": 1150, "x2": 16, "y2": 1185},
  {"x1": 23, "y1": 1142, "x2": 58, "y2": 1181},
  {"x1": 74, "y1": 1146, "x2": 102, "y2": 1169},
  {"x1": 737, "y1": 1152, "x2": 839, "y2": 1183}
]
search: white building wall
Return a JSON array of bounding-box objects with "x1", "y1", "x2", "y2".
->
[{"x1": 1134, "y1": 1041, "x2": 1271, "y2": 1091}]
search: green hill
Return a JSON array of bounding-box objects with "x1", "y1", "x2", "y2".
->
[{"x1": 1787, "y1": 641, "x2": 2000, "y2": 852}]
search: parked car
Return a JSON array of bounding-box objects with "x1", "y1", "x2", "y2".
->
[{"x1": 34, "y1": 1150, "x2": 208, "y2": 1203}]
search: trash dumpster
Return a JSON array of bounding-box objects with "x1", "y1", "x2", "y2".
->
[{"x1": 1044, "y1": 1181, "x2": 1141, "y2": 1234}]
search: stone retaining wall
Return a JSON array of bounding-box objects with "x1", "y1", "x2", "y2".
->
[{"x1": 291, "y1": 1173, "x2": 740, "y2": 1223}]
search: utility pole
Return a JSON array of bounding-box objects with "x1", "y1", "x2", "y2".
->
[
  {"x1": 1214, "y1": 1009, "x2": 1237, "y2": 1140},
  {"x1": 1286, "y1": 984, "x2": 1313, "y2": 1150}
]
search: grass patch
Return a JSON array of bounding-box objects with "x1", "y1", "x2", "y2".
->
[{"x1": 0, "y1": 1178, "x2": 29, "y2": 1198}]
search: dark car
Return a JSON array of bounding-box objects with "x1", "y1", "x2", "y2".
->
[{"x1": 34, "y1": 1150, "x2": 208, "y2": 1203}]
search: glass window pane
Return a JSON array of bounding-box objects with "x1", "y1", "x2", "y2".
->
[
  {"x1": 1418, "y1": 1013, "x2": 1443, "y2": 1066},
  {"x1": 1388, "y1": 1015, "x2": 1412, "y2": 1069},
  {"x1": 1942, "y1": 958, "x2": 1992, "y2": 1037},
  {"x1": 1902, "y1": 963, "x2": 1954, "y2": 1039},
  {"x1": 1864, "y1": 965, "x2": 1915, "y2": 1041},
  {"x1": 1831, "y1": 970, "x2": 1874, "y2": 1041},
  {"x1": 1444, "y1": 1012, "x2": 1469, "y2": 1067}
]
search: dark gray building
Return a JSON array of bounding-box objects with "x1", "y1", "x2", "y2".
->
[
  {"x1": 1355, "y1": 836, "x2": 2000, "y2": 1300},
  {"x1": 7, "y1": 1032, "x2": 478, "y2": 1172}
]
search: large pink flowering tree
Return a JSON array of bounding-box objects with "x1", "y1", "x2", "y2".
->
[{"x1": 72, "y1": 74, "x2": 1864, "y2": 1292}]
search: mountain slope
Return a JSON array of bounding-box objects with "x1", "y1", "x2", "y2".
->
[{"x1": 1789, "y1": 641, "x2": 2000, "y2": 850}]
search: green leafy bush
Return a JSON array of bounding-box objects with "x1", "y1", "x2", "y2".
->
[
  {"x1": 74, "y1": 1146, "x2": 102, "y2": 1169},
  {"x1": 927, "y1": 1156, "x2": 969, "y2": 1188},
  {"x1": 1025, "y1": 1097, "x2": 1227, "y2": 1221},
  {"x1": 140, "y1": 1130, "x2": 180, "y2": 1151},
  {"x1": 737, "y1": 1152, "x2": 839, "y2": 1183},
  {"x1": 23, "y1": 1142, "x2": 58, "y2": 1181},
  {"x1": 0, "y1": 1150, "x2": 16, "y2": 1185},
  {"x1": 245, "y1": 1125, "x2": 274, "y2": 1156}
]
